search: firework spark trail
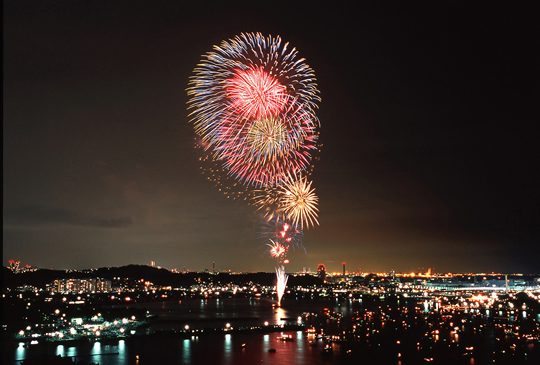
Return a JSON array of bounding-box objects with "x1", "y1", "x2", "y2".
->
[
  {"x1": 276, "y1": 265, "x2": 289, "y2": 307},
  {"x1": 194, "y1": 138, "x2": 256, "y2": 201}
]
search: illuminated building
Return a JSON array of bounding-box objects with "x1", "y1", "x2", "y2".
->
[
  {"x1": 97, "y1": 280, "x2": 112, "y2": 293},
  {"x1": 9, "y1": 260, "x2": 21, "y2": 273},
  {"x1": 317, "y1": 264, "x2": 326, "y2": 281},
  {"x1": 53, "y1": 278, "x2": 112, "y2": 294}
]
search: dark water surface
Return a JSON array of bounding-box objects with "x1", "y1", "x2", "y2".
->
[
  {"x1": 11, "y1": 331, "x2": 358, "y2": 365},
  {"x1": 9, "y1": 298, "x2": 362, "y2": 365},
  {"x1": 137, "y1": 297, "x2": 358, "y2": 330},
  {"x1": 8, "y1": 297, "x2": 540, "y2": 364}
]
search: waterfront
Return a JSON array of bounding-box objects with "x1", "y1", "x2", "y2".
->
[
  {"x1": 7, "y1": 296, "x2": 540, "y2": 364},
  {"x1": 11, "y1": 330, "x2": 357, "y2": 365},
  {"x1": 8, "y1": 298, "x2": 359, "y2": 365}
]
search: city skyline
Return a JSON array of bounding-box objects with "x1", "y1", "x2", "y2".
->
[
  {"x1": 5, "y1": 259, "x2": 540, "y2": 277},
  {"x1": 3, "y1": 2, "x2": 538, "y2": 274}
]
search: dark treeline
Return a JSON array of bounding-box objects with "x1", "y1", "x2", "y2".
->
[{"x1": 3, "y1": 265, "x2": 324, "y2": 289}]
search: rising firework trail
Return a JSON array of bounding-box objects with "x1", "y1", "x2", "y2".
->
[{"x1": 275, "y1": 265, "x2": 288, "y2": 307}]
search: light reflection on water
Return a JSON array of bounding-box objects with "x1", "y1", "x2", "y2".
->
[
  {"x1": 275, "y1": 306, "x2": 286, "y2": 326},
  {"x1": 182, "y1": 339, "x2": 191, "y2": 364},
  {"x1": 66, "y1": 346, "x2": 77, "y2": 357},
  {"x1": 10, "y1": 299, "x2": 369, "y2": 365},
  {"x1": 116, "y1": 340, "x2": 126, "y2": 363},
  {"x1": 333, "y1": 299, "x2": 353, "y2": 316},
  {"x1": 263, "y1": 334, "x2": 270, "y2": 352},
  {"x1": 56, "y1": 344, "x2": 64, "y2": 357},
  {"x1": 224, "y1": 333, "x2": 232, "y2": 365},
  {"x1": 15, "y1": 343, "x2": 25, "y2": 360},
  {"x1": 296, "y1": 330, "x2": 304, "y2": 363},
  {"x1": 90, "y1": 341, "x2": 102, "y2": 364}
]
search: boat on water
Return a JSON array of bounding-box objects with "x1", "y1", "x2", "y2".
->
[
  {"x1": 277, "y1": 334, "x2": 294, "y2": 341},
  {"x1": 321, "y1": 344, "x2": 333, "y2": 355},
  {"x1": 328, "y1": 334, "x2": 347, "y2": 342}
]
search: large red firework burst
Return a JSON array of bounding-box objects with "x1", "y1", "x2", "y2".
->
[
  {"x1": 187, "y1": 33, "x2": 320, "y2": 187},
  {"x1": 226, "y1": 67, "x2": 288, "y2": 120}
]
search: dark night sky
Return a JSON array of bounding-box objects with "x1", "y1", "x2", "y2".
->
[{"x1": 3, "y1": 1, "x2": 539, "y2": 273}]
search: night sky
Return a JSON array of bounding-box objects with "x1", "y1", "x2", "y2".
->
[{"x1": 4, "y1": 1, "x2": 539, "y2": 273}]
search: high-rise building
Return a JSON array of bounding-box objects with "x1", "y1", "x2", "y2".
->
[
  {"x1": 317, "y1": 264, "x2": 326, "y2": 280},
  {"x1": 342, "y1": 262, "x2": 346, "y2": 276}
]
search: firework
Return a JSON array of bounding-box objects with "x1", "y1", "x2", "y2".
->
[
  {"x1": 187, "y1": 33, "x2": 320, "y2": 187},
  {"x1": 216, "y1": 110, "x2": 318, "y2": 187},
  {"x1": 278, "y1": 175, "x2": 319, "y2": 229},
  {"x1": 258, "y1": 217, "x2": 304, "y2": 252},
  {"x1": 252, "y1": 185, "x2": 283, "y2": 219},
  {"x1": 253, "y1": 174, "x2": 319, "y2": 230},
  {"x1": 226, "y1": 67, "x2": 288, "y2": 120},
  {"x1": 266, "y1": 240, "x2": 288, "y2": 258},
  {"x1": 275, "y1": 265, "x2": 289, "y2": 307},
  {"x1": 187, "y1": 35, "x2": 321, "y2": 304}
]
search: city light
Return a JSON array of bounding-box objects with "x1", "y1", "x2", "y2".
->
[{"x1": 4, "y1": 261, "x2": 540, "y2": 363}]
